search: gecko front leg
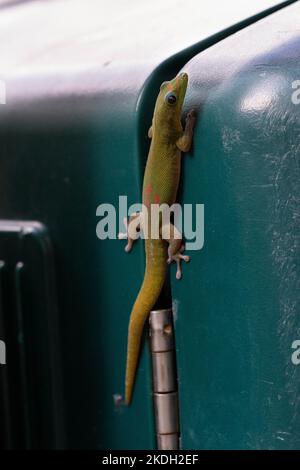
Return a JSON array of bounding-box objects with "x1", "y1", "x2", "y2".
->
[{"x1": 176, "y1": 109, "x2": 196, "y2": 152}]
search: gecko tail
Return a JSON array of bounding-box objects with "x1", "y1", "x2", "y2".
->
[{"x1": 125, "y1": 243, "x2": 167, "y2": 405}]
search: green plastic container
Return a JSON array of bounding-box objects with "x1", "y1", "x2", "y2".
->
[{"x1": 0, "y1": 0, "x2": 298, "y2": 450}]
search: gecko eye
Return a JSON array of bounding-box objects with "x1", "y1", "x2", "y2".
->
[{"x1": 165, "y1": 92, "x2": 177, "y2": 105}]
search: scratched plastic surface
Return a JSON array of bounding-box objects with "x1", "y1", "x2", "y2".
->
[
  {"x1": 0, "y1": 0, "x2": 297, "y2": 450},
  {"x1": 177, "y1": 2, "x2": 300, "y2": 449}
]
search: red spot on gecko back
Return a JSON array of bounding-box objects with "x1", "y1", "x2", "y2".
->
[{"x1": 153, "y1": 194, "x2": 161, "y2": 204}]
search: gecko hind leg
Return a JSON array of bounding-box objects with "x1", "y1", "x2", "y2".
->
[
  {"x1": 118, "y1": 212, "x2": 142, "y2": 252},
  {"x1": 162, "y1": 223, "x2": 190, "y2": 280},
  {"x1": 167, "y1": 244, "x2": 190, "y2": 280}
]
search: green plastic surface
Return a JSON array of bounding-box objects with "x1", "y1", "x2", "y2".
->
[
  {"x1": 177, "y1": 2, "x2": 300, "y2": 449},
  {"x1": 0, "y1": 0, "x2": 298, "y2": 450}
]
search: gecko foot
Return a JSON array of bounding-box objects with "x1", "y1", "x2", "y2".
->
[
  {"x1": 167, "y1": 245, "x2": 190, "y2": 280},
  {"x1": 118, "y1": 213, "x2": 141, "y2": 252}
]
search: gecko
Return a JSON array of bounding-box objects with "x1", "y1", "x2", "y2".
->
[{"x1": 119, "y1": 72, "x2": 195, "y2": 405}]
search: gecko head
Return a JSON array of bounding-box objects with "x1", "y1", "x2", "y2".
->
[{"x1": 154, "y1": 73, "x2": 188, "y2": 127}]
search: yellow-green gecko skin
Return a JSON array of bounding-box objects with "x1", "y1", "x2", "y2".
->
[{"x1": 120, "y1": 73, "x2": 195, "y2": 405}]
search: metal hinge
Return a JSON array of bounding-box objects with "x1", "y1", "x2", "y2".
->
[{"x1": 149, "y1": 308, "x2": 180, "y2": 450}]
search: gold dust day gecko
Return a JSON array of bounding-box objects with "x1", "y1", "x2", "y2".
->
[{"x1": 119, "y1": 73, "x2": 196, "y2": 404}]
